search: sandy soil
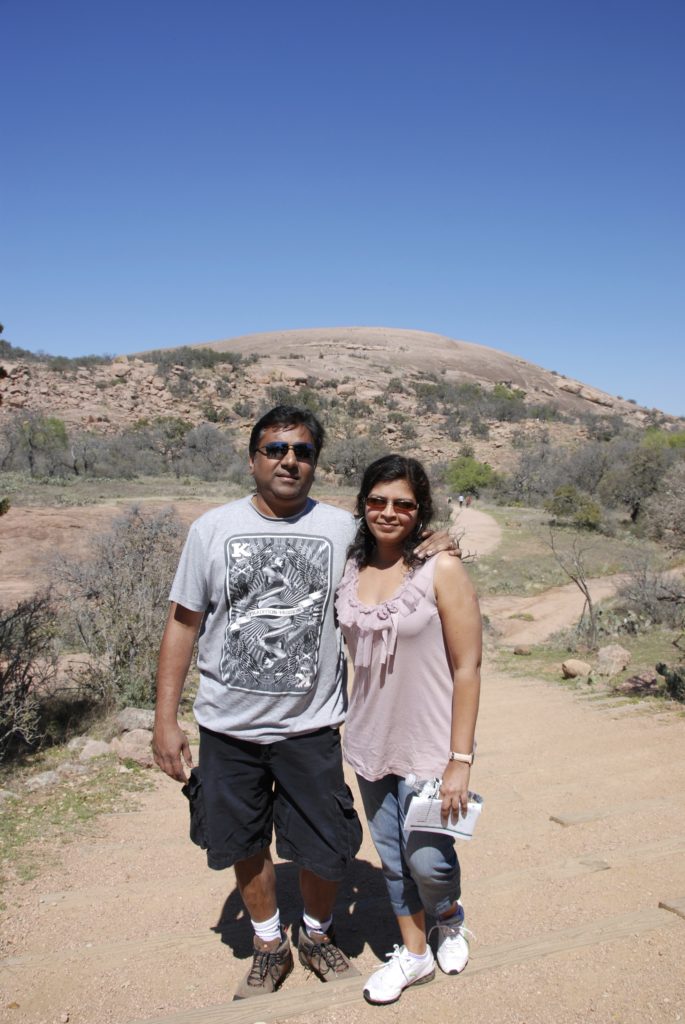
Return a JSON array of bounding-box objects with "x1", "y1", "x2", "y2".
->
[{"x1": 2, "y1": 504, "x2": 684, "y2": 1024}]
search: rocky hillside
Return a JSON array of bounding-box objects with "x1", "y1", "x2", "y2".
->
[{"x1": 1, "y1": 327, "x2": 680, "y2": 471}]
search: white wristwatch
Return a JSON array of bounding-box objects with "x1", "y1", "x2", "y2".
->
[{"x1": 449, "y1": 751, "x2": 474, "y2": 765}]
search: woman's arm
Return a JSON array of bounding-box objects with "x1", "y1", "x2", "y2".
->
[{"x1": 433, "y1": 553, "x2": 483, "y2": 821}]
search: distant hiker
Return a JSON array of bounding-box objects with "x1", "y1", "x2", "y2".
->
[{"x1": 458, "y1": 494, "x2": 465, "y2": 509}]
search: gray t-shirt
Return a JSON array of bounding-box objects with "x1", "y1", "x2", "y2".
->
[{"x1": 169, "y1": 494, "x2": 357, "y2": 743}]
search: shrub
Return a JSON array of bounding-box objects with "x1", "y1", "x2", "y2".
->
[
  {"x1": 644, "y1": 460, "x2": 685, "y2": 550},
  {"x1": 656, "y1": 663, "x2": 685, "y2": 702},
  {"x1": 0, "y1": 593, "x2": 58, "y2": 761},
  {"x1": 544, "y1": 486, "x2": 602, "y2": 530},
  {"x1": 615, "y1": 559, "x2": 684, "y2": 630},
  {"x1": 55, "y1": 507, "x2": 185, "y2": 709}
]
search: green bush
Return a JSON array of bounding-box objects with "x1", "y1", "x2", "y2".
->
[
  {"x1": 445, "y1": 455, "x2": 496, "y2": 496},
  {"x1": 656, "y1": 663, "x2": 685, "y2": 702},
  {"x1": 544, "y1": 486, "x2": 602, "y2": 530}
]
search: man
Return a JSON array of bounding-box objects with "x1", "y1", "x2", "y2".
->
[{"x1": 152, "y1": 405, "x2": 454, "y2": 1000}]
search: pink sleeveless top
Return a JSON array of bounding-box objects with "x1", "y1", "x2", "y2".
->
[{"x1": 335, "y1": 555, "x2": 454, "y2": 782}]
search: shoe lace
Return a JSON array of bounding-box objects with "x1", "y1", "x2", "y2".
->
[
  {"x1": 247, "y1": 947, "x2": 283, "y2": 986},
  {"x1": 428, "y1": 918, "x2": 476, "y2": 944},
  {"x1": 310, "y1": 936, "x2": 348, "y2": 974}
]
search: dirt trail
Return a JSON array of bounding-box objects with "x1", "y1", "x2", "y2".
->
[
  {"x1": 453, "y1": 506, "x2": 621, "y2": 646},
  {"x1": 2, "y1": 660, "x2": 684, "y2": 1024},
  {"x1": 2, "y1": 505, "x2": 685, "y2": 1023}
]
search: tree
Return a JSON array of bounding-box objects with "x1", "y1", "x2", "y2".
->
[
  {"x1": 1, "y1": 412, "x2": 71, "y2": 477},
  {"x1": 178, "y1": 423, "x2": 237, "y2": 480},
  {"x1": 445, "y1": 455, "x2": 495, "y2": 497},
  {"x1": 598, "y1": 439, "x2": 669, "y2": 521},
  {"x1": 149, "y1": 417, "x2": 192, "y2": 478},
  {"x1": 321, "y1": 435, "x2": 386, "y2": 483},
  {"x1": 548, "y1": 529, "x2": 600, "y2": 649}
]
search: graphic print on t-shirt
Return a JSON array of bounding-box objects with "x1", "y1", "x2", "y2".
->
[{"x1": 220, "y1": 533, "x2": 332, "y2": 693}]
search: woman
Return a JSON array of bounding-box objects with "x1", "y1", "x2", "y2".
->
[{"x1": 336, "y1": 455, "x2": 482, "y2": 1005}]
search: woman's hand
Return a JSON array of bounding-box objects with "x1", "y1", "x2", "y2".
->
[
  {"x1": 414, "y1": 528, "x2": 462, "y2": 560},
  {"x1": 439, "y1": 760, "x2": 471, "y2": 822}
]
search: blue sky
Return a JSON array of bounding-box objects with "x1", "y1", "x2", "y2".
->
[{"x1": 2, "y1": 0, "x2": 683, "y2": 415}]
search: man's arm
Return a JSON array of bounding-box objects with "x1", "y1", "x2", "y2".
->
[{"x1": 152, "y1": 602, "x2": 204, "y2": 782}]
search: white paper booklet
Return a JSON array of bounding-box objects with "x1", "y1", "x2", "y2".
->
[{"x1": 404, "y1": 788, "x2": 483, "y2": 841}]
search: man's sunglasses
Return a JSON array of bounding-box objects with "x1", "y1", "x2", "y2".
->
[
  {"x1": 365, "y1": 495, "x2": 418, "y2": 514},
  {"x1": 255, "y1": 442, "x2": 317, "y2": 463}
]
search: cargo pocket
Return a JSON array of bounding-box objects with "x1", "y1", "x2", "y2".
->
[
  {"x1": 335, "y1": 783, "x2": 363, "y2": 862},
  {"x1": 181, "y1": 766, "x2": 209, "y2": 850}
]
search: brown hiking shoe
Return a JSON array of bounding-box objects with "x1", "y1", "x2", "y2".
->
[
  {"x1": 297, "y1": 920, "x2": 360, "y2": 982},
  {"x1": 233, "y1": 933, "x2": 293, "y2": 1000}
]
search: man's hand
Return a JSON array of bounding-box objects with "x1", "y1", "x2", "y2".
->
[
  {"x1": 414, "y1": 527, "x2": 462, "y2": 560},
  {"x1": 152, "y1": 719, "x2": 193, "y2": 782}
]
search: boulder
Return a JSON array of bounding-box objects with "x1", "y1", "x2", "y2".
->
[
  {"x1": 56, "y1": 761, "x2": 89, "y2": 778},
  {"x1": 111, "y1": 729, "x2": 154, "y2": 768},
  {"x1": 562, "y1": 659, "x2": 592, "y2": 679},
  {"x1": 514, "y1": 646, "x2": 532, "y2": 656},
  {"x1": 596, "y1": 644, "x2": 631, "y2": 678},
  {"x1": 67, "y1": 735, "x2": 88, "y2": 751},
  {"x1": 115, "y1": 707, "x2": 155, "y2": 734},
  {"x1": 79, "y1": 739, "x2": 112, "y2": 761},
  {"x1": 25, "y1": 770, "x2": 60, "y2": 791}
]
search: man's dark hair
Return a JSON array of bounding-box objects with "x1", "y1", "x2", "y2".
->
[
  {"x1": 348, "y1": 454, "x2": 434, "y2": 568},
  {"x1": 249, "y1": 405, "x2": 325, "y2": 458}
]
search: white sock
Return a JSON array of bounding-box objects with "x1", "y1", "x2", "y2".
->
[
  {"x1": 405, "y1": 946, "x2": 432, "y2": 962},
  {"x1": 303, "y1": 911, "x2": 332, "y2": 936},
  {"x1": 252, "y1": 909, "x2": 282, "y2": 944}
]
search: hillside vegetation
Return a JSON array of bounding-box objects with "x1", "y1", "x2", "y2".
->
[{"x1": 1, "y1": 325, "x2": 684, "y2": 764}]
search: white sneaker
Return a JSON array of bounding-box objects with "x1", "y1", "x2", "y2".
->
[
  {"x1": 432, "y1": 907, "x2": 470, "y2": 975},
  {"x1": 363, "y1": 944, "x2": 435, "y2": 1005}
]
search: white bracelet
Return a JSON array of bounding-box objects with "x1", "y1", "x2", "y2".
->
[{"x1": 449, "y1": 751, "x2": 474, "y2": 765}]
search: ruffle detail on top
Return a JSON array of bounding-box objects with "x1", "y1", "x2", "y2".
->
[{"x1": 335, "y1": 560, "x2": 434, "y2": 670}]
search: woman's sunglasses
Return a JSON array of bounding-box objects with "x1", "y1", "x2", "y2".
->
[
  {"x1": 365, "y1": 495, "x2": 418, "y2": 514},
  {"x1": 255, "y1": 442, "x2": 317, "y2": 463}
]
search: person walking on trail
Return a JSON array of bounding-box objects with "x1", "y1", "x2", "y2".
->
[
  {"x1": 152, "y1": 405, "x2": 459, "y2": 1001},
  {"x1": 336, "y1": 455, "x2": 482, "y2": 1005}
]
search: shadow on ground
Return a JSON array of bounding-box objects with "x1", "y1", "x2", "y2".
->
[{"x1": 213, "y1": 857, "x2": 398, "y2": 961}]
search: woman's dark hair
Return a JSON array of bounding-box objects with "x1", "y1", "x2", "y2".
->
[
  {"x1": 249, "y1": 405, "x2": 325, "y2": 458},
  {"x1": 348, "y1": 454, "x2": 434, "y2": 568}
]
